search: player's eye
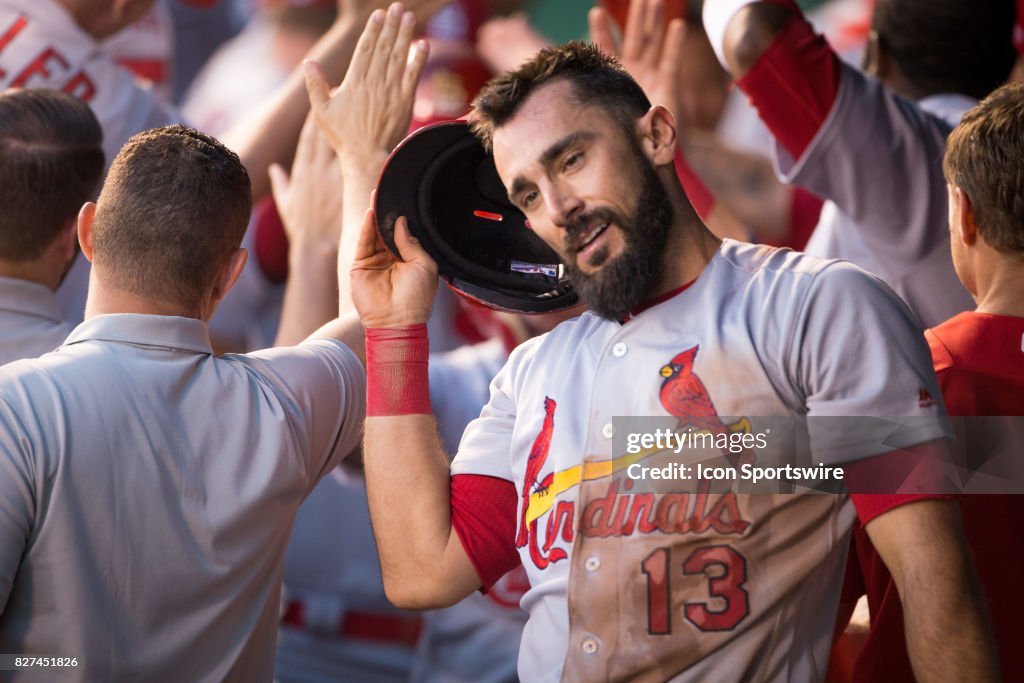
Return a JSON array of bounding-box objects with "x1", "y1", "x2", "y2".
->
[
  {"x1": 520, "y1": 190, "x2": 539, "y2": 210},
  {"x1": 562, "y1": 151, "x2": 583, "y2": 172}
]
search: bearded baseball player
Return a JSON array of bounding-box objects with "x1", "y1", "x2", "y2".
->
[{"x1": 341, "y1": 41, "x2": 999, "y2": 682}]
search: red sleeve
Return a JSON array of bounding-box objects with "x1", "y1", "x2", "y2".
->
[
  {"x1": 735, "y1": 12, "x2": 840, "y2": 160},
  {"x1": 674, "y1": 148, "x2": 715, "y2": 219},
  {"x1": 844, "y1": 442, "x2": 956, "y2": 525},
  {"x1": 253, "y1": 197, "x2": 290, "y2": 284},
  {"x1": 450, "y1": 474, "x2": 521, "y2": 590},
  {"x1": 780, "y1": 187, "x2": 823, "y2": 250}
]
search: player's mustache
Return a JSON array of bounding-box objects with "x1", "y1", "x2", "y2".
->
[{"x1": 563, "y1": 207, "x2": 629, "y2": 256}]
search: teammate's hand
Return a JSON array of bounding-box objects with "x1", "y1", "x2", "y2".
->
[
  {"x1": 590, "y1": 0, "x2": 687, "y2": 120},
  {"x1": 268, "y1": 113, "x2": 344, "y2": 252},
  {"x1": 306, "y1": 2, "x2": 430, "y2": 170},
  {"x1": 351, "y1": 208, "x2": 438, "y2": 328}
]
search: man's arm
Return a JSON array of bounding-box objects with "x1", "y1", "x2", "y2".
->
[
  {"x1": 862, "y1": 499, "x2": 999, "y2": 682},
  {"x1": 0, "y1": 397, "x2": 33, "y2": 615},
  {"x1": 299, "y1": 8, "x2": 488, "y2": 607},
  {"x1": 305, "y1": 2, "x2": 429, "y2": 298},
  {"x1": 351, "y1": 208, "x2": 485, "y2": 608},
  {"x1": 270, "y1": 114, "x2": 344, "y2": 348},
  {"x1": 705, "y1": 0, "x2": 957, "y2": 269},
  {"x1": 271, "y1": 3, "x2": 431, "y2": 358}
]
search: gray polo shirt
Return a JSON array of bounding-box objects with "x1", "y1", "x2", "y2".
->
[
  {"x1": 0, "y1": 276, "x2": 72, "y2": 366},
  {"x1": 0, "y1": 314, "x2": 365, "y2": 682}
]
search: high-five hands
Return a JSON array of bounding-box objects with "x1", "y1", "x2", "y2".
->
[{"x1": 305, "y1": 2, "x2": 430, "y2": 171}]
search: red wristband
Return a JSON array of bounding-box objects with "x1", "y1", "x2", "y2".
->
[{"x1": 365, "y1": 324, "x2": 432, "y2": 416}]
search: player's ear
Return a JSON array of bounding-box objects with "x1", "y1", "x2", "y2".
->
[
  {"x1": 212, "y1": 247, "x2": 248, "y2": 305},
  {"x1": 77, "y1": 202, "x2": 97, "y2": 262},
  {"x1": 954, "y1": 187, "x2": 978, "y2": 247},
  {"x1": 638, "y1": 105, "x2": 678, "y2": 166}
]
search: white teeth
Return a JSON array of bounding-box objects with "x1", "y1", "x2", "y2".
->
[{"x1": 579, "y1": 223, "x2": 608, "y2": 250}]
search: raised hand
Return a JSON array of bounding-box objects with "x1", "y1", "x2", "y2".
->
[
  {"x1": 305, "y1": 3, "x2": 430, "y2": 171},
  {"x1": 269, "y1": 113, "x2": 346, "y2": 346},
  {"x1": 589, "y1": 0, "x2": 687, "y2": 118},
  {"x1": 269, "y1": 113, "x2": 344, "y2": 252},
  {"x1": 351, "y1": 208, "x2": 439, "y2": 329}
]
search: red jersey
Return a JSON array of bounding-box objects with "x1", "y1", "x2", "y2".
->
[{"x1": 850, "y1": 311, "x2": 1024, "y2": 683}]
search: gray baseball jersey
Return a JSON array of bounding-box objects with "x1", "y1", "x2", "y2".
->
[
  {"x1": 450, "y1": 240, "x2": 947, "y2": 682},
  {"x1": 773, "y1": 61, "x2": 975, "y2": 327},
  {"x1": 0, "y1": 276, "x2": 71, "y2": 366},
  {"x1": 0, "y1": 314, "x2": 364, "y2": 681}
]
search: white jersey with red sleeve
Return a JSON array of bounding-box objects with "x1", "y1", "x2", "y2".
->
[
  {"x1": 0, "y1": 0, "x2": 179, "y2": 166},
  {"x1": 450, "y1": 240, "x2": 948, "y2": 682},
  {"x1": 771, "y1": 64, "x2": 975, "y2": 328},
  {"x1": 100, "y1": 1, "x2": 174, "y2": 100},
  {"x1": 703, "y1": 0, "x2": 974, "y2": 328}
]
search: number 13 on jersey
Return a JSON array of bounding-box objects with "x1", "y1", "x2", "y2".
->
[{"x1": 641, "y1": 544, "x2": 750, "y2": 634}]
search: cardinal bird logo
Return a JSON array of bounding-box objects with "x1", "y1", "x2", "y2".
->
[
  {"x1": 517, "y1": 397, "x2": 567, "y2": 569},
  {"x1": 659, "y1": 345, "x2": 753, "y2": 465},
  {"x1": 659, "y1": 346, "x2": 727, "y2": 433}
]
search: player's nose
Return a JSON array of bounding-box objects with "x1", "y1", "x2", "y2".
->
[{"x1": 546, "y1": 180, "x2": 584, "y2": 229}]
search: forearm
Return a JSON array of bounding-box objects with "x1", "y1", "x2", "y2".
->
[
  {"x1": 275, "y1": 239, "x2": 340, "y2": 347},
  {"x1": 360, "y1": 322, "x2": 480, "y2": 606},
  {"x1": 679, "y1": 128, "x2": 792, "y2": 240},
  {"x1": 364, "y1": 413, "x2": 471, "y2": 607},
  {"x1": 223, "y1": 18, "x2": 364, "y2": 201},
  {"x1": 865, "y1": 499, "x2": 1000, "y2": 683},
  {"x1": 900, "y1": 550, "x2": 999, "y2": 682}
]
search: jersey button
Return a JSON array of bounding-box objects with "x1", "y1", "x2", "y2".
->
[
  {"x1": 612, "y1": 342, "x2": 628, "y2": 357},
  {"x1": 581, "y1": 638, "x2": 599, "y2": 654},
  {"x1": 601, "y1": 423, "x2": 614, "y2": 439},
  {"x1": 585, "y1": 556, "x2": 601, "y2": 572}
]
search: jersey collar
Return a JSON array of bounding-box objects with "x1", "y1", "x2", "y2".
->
[{"x1": 63, "y1": 313, "x2": 214, "y2": 355}]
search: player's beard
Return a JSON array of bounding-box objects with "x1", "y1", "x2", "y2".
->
[{"x1": 562, "y1": 154, "x2": 672, "y2": 322}]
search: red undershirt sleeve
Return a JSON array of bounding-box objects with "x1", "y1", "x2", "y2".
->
[
  {"x1": 450, "y1": 474, "x2": 521, "y2": 590},
  {"x1": 844, "y1": 445, "x2": 956, "y2": 525},
  {"x1": 733, "y1": 10, "x2": 840, "y2": 160},
  {"x1": 253, "y1": 197, "x2": 290, "y2": 284}
]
